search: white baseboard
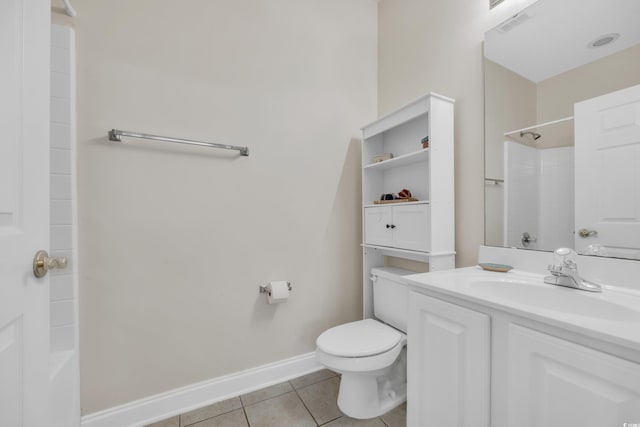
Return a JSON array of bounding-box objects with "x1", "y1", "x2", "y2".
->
[{"x1": 81, "y1": 352, "x2": 323, "y2": 427}]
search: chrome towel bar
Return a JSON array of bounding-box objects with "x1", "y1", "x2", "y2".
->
[{"x1": 108, "y1": 129, "x2": 249, "y2": 156}]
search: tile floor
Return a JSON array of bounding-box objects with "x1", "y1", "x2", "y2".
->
[{"x1": 145, "y1": 369, "x2": 406, "y2": 427}]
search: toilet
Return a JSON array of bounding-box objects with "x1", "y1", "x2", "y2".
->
[{"x1": 315, "y1": 267, "x2": 412, "y2": 419}]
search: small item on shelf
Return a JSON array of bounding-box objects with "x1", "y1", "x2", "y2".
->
[
  {"x1": 421, "y1": 136, "x2": 429, "y2": 149},
  {"x1": 373, "y1": 153, "x2": 393, "y2": 163},
  {"x1": 373, "y1": 197, "x2": 418, "y2": 204},
  {"x1": 374, "y1": 189, "x2": 417, "y2": 204},
  {"x1": 398, "y1": 189, "x2": 412, "y2": 198}
]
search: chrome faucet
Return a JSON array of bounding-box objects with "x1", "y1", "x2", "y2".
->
[{"x1": 544, "y1": 248, "x2": 602, "y2": 293}]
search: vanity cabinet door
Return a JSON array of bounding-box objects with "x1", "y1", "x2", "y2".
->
[
  {"x1": 407, "y1": 292, "x2": 490, "y2": 427},
  {"x1": 506, "y1": 324, "x2": 640, "y2": 426}
]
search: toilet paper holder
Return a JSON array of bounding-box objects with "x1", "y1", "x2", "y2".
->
[{"x1": 259, "y1": 282, "x2": 292, "y2": 293}]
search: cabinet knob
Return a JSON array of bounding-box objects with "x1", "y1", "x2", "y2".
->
[{"x1": 521, "y1": 232, "x2": 536, "y2": 247}]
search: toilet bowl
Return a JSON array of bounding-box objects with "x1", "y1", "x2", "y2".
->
[
  {"x1": 316, "y1": 319, "x2": 407, "y2": 419},
  {"x1": 315, "y1": 267, "x2": 413, "y2": 419}
]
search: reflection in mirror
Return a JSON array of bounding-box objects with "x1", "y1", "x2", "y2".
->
[{"x1": 484, "y1": 0, "x2": 640, "y2": 260}]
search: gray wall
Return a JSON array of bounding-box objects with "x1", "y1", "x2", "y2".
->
[
  {"x1": 70, "y1": 0, "x2": 377, "y2": 414},
  {"x1": 378, "y1": 0, "x2": 538, "y2": 267}
]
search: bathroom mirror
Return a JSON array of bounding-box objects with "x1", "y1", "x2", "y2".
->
[{"x1": 484, "y1": 0, "x2": 640, "y2": 260}]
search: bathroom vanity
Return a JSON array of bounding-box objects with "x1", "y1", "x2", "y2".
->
[
  {"x1": 405, "y1": 246, "x2": 640, "y2": 427},
  {"x1": 444, "y1": 0, "x2": 640, "y2": 425}
]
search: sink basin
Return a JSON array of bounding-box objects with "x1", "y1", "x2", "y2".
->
[
  {"x1": 405, "y1": 267, "x2": 640, "y2": 346},
  {"x1": 465, "y1": 278, "x2": 640, "y2": 322}
]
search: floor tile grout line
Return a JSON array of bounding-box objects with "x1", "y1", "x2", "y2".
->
[
  {"x1": 290, "y1": 372, "x2": 338, "y2": 391},
  {"x1": 294, "y1": 374, "x2": 340, "y2": 393},
  {"x1": 179, "y1": 399, "x2": 244, "y2": 427},
  {"x1": 240, "y1": 385, "x2": 293, "y2": 409},
  {"x1": 291, "y1": 383, "x2": 321, "y2": 426},
  {"x1": 241, "y1": 406, "x2": 251, "y2": 427},
  {"x1": 150, "y1": 371, "x2": 404, "y2": 427},
  {"x1": 316, "y1": 414, "x2": 343, "y2": 426}
]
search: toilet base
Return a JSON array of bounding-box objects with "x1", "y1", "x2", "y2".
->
[{"x1": 336, "y1": 347, "x2": 407, "y2": 419}]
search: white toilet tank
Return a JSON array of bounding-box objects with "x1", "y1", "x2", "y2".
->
[{"x1": 371, "y1": 267, "x2": 414, "y2": 333}]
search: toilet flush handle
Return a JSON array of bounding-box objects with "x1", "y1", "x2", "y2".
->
[{"x1": 370, "y1": 274, "x2": 378, "y2": 282}]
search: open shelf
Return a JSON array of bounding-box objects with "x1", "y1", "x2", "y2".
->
[
  {"x1": 362, "y1": 244, "x2": 456, "y2": 262},
  {"x1": 364, "y1": 200, "x2": 429, "y2": 208},
  {"x1": 364, "y1": 148, "x2": 429, "y2": 170}
]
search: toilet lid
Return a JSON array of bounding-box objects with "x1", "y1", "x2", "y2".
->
[{"x1": 316, "y1": 319, "x2": 402, "y2": 358}]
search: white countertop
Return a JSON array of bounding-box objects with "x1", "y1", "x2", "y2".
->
[{"x1": 405, "y1": 266, "x2": 640, "y2": 353}]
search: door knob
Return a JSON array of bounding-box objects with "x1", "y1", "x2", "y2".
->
[
  {"x1": 521, "y1": 232, "x2": 537, "y2": 247},
  {"x1": 578, "y1": 228, "x2": 598, "y2": 238},
  {"x1": 33, "y1": 250, "x2": 67, "y2": 278}
]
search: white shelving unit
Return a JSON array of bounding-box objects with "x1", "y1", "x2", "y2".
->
[
  {"x1": 362, "y1": 148, "x2": 429, "y2": 171},
  {"x1": 361, "y1": 92, "x2": 455, "y2": 317}
]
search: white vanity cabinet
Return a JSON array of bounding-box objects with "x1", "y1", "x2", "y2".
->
[
  {"x1": 407, "y1": 289, "x2": 640, "y2": 427},
  {"x1": 407, "y1": 292, "x2": 490, "y2": 427},
  {"x1": 364, "y1": 203, "x2": 430, "y2": 251},
  {"x1": 361, "y1": 93, "x2": 455, "y2": 317},
  {"x1": 498, "y1": 324, "x2": 640, "y2": 427}
]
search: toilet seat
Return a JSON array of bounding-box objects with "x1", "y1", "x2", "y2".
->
[
  {"x1": 316, "y1": 338, "x2": 405, "y2": 374},
  {"x1": 316, "y1": 319, "x2": 402, "y2": 358}
]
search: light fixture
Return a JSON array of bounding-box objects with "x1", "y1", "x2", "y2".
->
[{"x1": 588, "y1": 33, "x2": 620, "y2": 49}]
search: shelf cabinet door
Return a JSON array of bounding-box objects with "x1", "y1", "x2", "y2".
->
[
  {"x1": 392, "y1": 204, "x2": 430, "y2": 251},
  {"x1": 364, "y1": 204, "x2": 430, "y2": 251},
  {"x1": 408, "y1": 292, "x2": 490, "y2": 427},
  {"x1": 505, "y1": 324, "x2": 640, "y2": 427},
  {"x1": 364, "y1": 206, "x2": 393, "y2": 247}
]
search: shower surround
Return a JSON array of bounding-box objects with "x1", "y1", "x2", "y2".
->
[{"x1": 49, "y1": 23, "x2": 80, "y2": 427}]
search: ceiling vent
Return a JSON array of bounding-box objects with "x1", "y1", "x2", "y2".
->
[
  {"x1": 498, "y1": 13, "x2": 531, "y2": 34},
  {"x1": 588, "y1": 33, "x2": 620, "y2": 48}
]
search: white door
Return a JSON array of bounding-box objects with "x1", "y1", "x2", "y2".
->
[
  {"x1": 0, "y1": 0, "x2": 50, "y2": 426},
  {"x1": 574, "y1": 84, "x2": 640, "y2": 259}
]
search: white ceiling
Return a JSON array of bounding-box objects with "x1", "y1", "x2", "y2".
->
[{"x1": 484, "y1": 0, "x2": 640, "y2": 83}]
